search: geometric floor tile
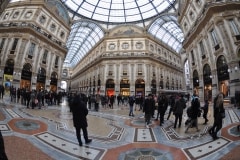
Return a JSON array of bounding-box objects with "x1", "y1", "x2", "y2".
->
[{"x1": 36, "y1": 132, "x2": 105, "y2": 160}]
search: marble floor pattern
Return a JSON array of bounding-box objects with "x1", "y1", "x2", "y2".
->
[{"x1": 0, "y1": 97, "x2": 240, "y2": 160}]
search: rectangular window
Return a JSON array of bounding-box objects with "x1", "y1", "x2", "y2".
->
[
  {"x1": 210, "y1": 29, "x2": 219, "y2": 46},
  {"x1": 191, "y1": 50, "x2": 195, "y2": 63},
  {"x1": 0, "y1": 38, "x2": 6, "y2": 54},
  {"x1": 199, "y1": 41, "x2": 205, "y2": 56},
  {"x1": 191, "y1": 50, "x2": 195, "y2": 64},
  {"x1": 28, "y1": 42, "x2": 35, "y2": 59},
  {"x1": 108, "y1": 65, "x2": 113, "y2": 76},
  {"x1": 229, "y1": 19, "x2": 240, "y2": 40},
  {"x1": 123, "y1": 64, "x2": 128, "y2": 75},
  {"x1": 42, "y1": 49, "x2": 48, "y2": 64},
  {"x1": 55, "y1": 56, "x2": 59, "y2": 68},
  {"x1": 152, "y1": 66, "x2": 156, "y2": 77},
  {"x1": 10, "y1": 38, "x2": 19, "y2": 54},
  {"x1": 138, "y1": 64, "x2": 142, "y2": 75}
]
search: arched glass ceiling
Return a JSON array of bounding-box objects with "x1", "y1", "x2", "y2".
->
[
  {"x1": 64, "y1": 21, "x2": 104, "y2": 67},
  {"x1": 61, "y1": 0, "x2": 176, "y2": 24},
  {"x1": 148, "y1": 15, "x2": 184, "y2": 53}
]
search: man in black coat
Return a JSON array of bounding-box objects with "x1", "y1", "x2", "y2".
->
[
  {"x1": 143, "y1": 94, "x2": 155, "y2": 128},
  {"x1": 0, "y1": 130, "x2": 8, "y2": 160},
  {"x1": 71, "y1": 94, "x2": 92, "y2": 146}
]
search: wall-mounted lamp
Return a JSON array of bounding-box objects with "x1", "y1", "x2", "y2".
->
[
  {"x1": 234, "y1": 66, "x2": 238, "y2": 71},
  {"x1": 228, "y1": 66, "x2": 239, "y2": 73},
  {"x1": 210, "y1": 75, "x2": 214, "y2": 79}
]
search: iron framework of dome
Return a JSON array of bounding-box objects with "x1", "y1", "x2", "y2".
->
[
  {"x1": 61, "y1": 0, "x2": 177, "y2": 24},
  {"x1": 61, "y1": 0, "x2": 184, "y2": 68}
]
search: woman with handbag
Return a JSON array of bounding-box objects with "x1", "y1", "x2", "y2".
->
[{"x1": 208, "y1": 93, "x2": 225, "y2": 140}]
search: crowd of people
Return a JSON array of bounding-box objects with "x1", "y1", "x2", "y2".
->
[
  {"x1": 7, "y1": 86, "x2": 65, "y2": 109},
  {"x1": 67, "y1": 91, "x2": 227, "y2": 142}
]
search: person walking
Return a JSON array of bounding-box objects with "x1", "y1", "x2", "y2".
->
[
  {"x1": 167, "y1": 95, "x2": 175, "y2": 120},
  {"x1": 71, "y1": 93, "x2": 92, "y2": 146},
  {"x1": 185, "y1": 94, "x2": 200, "y2": 133},
  {"x1": 173, "y1": 94, "x2": 186, "y2": 128},
  {"x1": 208, "y1": 93, "x2": 225, "y2": 140},
  {"x1": 156, "y1": 94, "x2": 168, "y2": 126},
  {"x1": 201, "y1": 100, "x2": 209, "y2": 124},
  {"x1": 128, "y1": 95, "x2": 135, "y2": 116},
  {"x1": 143, "y1": 94, "x2": 155, "y2": 128}
]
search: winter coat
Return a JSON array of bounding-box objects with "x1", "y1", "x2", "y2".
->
[
  {"x1": 173, "y1": 97, "x2": 186, "y2": 115},
  {"x1": 143, "y1": 98, "x2": 154, "y2": 114},
  {"x1": 71, "y1": 95, "x2": 89, "y2": 128}
]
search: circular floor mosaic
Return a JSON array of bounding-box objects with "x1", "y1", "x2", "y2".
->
[
  {"x1": 118, "y1": 148, "x2": 173, "y2": 160},
  {"x1": 15, "y1": 120, "x2": 40, "y2": 130}
]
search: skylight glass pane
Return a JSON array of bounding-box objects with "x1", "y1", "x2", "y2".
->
[
  {"x1": 79, "y1": 8, "x2": 93, "y2": 18},
  {"x1": 139, "y1": 3, "x2": 153, "y2": 13},
  {"x1": 95, "y1": 8, "x2": 109, "y2": 15},
  {"x1": 92, "y1": 14, "x2": 108, "y2": 22},
  {"x1": 111, "y1": 3, "x2": 124, "y2": 10},
  {"x1": 66, "y1": 0, "x2": 79, "y2": 10},
  {"x1": 126, "y1": 15, "x2": 142, "y2": 22},
  {"x1": 109, "y1": 16, "x2": 126, "y2": 23},
  {"x1": 81, "y1": 3, "x2": 95, "y2": 12},
  {"x1": 125, "y1": 8, "x2": 139, "y2": 16},
  {"x1": 98, "y1": 1, "x2": 111, "y2": 8},
  {"x1": 110, "y1": 10, "x2": 125, "y2": 17},
  {"x1": 124, "y1": 2, "x2": 137, "y2": 9},
  {"x1": 141, "y1": 10, "x2": 157, "y2": 19}
]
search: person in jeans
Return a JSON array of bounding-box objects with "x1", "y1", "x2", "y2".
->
[{"x1": 143, "y1": 94, "x2": 154, "y2": 128}]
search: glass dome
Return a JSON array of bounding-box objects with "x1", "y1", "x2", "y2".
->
[
  {"x1": 64, "y1": 21, "x2": 104, "y2": 67},
  {"x1": 61, "y1": 0, "x2": 176, "y2": 24},
  {"x1": 148, "y1": 15, "x2": 184, "y2": 53}
]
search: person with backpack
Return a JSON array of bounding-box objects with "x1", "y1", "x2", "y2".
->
[{"x1": 185, "y1": 94, "x2": 200, "y2": 133}]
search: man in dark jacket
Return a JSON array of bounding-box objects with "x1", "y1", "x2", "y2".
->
[
  {"x1": 143, "y1": 94, "x2": 155, "y2": 128},
  {"x1": 185, "y1": 94, "x2": 200, "y2": 133},
  {"x1": 173, "y1": 94, "x2": 186, "y2": 128},
  {"x1": 0, "y1": 130, "x2": 8, "y2": 160},
  {"x1": 71, "y1": 94, "x2": 92, "y2": 146}
]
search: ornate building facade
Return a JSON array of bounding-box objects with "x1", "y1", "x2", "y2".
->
[
  {"x1": 179, "y1": 0, "x2": 240, "y2": 101},
  {"x1": 0, "y1": 0, "x2": 71, "y2": 92},
  {"x1": 69, "y1": 25, "x2": 184, "y2": 97}
]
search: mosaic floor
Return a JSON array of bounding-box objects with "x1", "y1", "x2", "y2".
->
[{"x1": 0, "y1": 96, "x2": 240, "y2": 160}]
